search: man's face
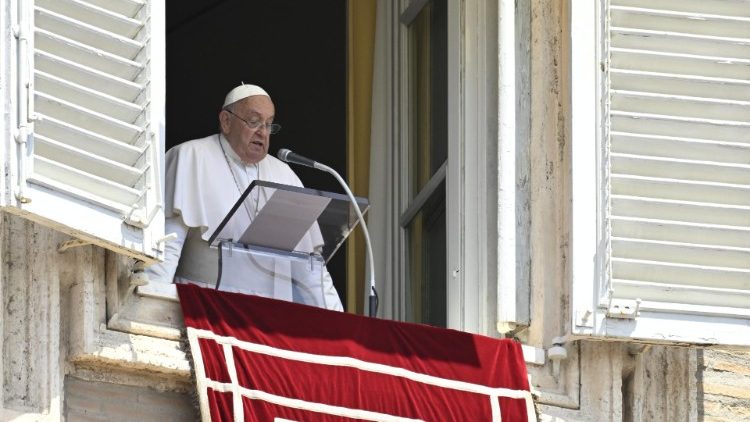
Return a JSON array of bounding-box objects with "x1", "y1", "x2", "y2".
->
[{"x1": 220, "y1": 95, "x2": 275, "y2": 164}]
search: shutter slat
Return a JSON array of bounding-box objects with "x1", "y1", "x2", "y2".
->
[
  {"x1": 611, "y1": 132, "x2": 750, "y2": 165},
  {"x1": 35, "y1": 70, "x2": 143, "y2": 122},
  {"x1": 611, "y1": 29, "x2": 750, "y2": 60},
  {"x1": 611, "y1": 153, "x2": 750, "y2": 185},
  {"x1": 612, "y1": 237, "x2": 750, "y2": 270},
  {"x1": 612, "y1": 90, "x2": 750, "y2": 123},
  {"x1": 612, "y1": 258, "x2": 750, "y2": 290},
  {"x1": 611, "y1": 113, "x2": 750, "y2": 143},
  {"x1": 32, "y1": 156, "x2": 141, "y2": 207},
  {"x1": 36, "y1": 92, "x2": 142, "y2": 143},
  {"x1": 84, "y1": 0, "x2": 144, "y2": 18},
  {"x1": 35, "y1": 134, "x2": 144, "y2": 186},
  {"x1": 610, "y1": 47, "x2": 750, "y2": 80},
  {"x1": 35, "y1": 28, "x2": 143, "y2": 80},
  {"x1": 34, "y1": 115, "x2": 143, "y2": 164},
  {"x1": 612, "y1": 0, "x2": 750, "y2": 18},
  {"x1": 36, "y1": 0, "x2": 144, "y2": 38},
  {"x1": 612, "y1": 174, "x2": 750, "y2": 207},
  {"x1": 35, "y1": 6, "x2": 143, "y2": 59},
  {"x1": 612, "y1": 196, "x2": 750, "y2": 227},
  {"x1": 610, "y1": 70, "x2": 750, "y2": 102},
  {"x1": 35, "y1": 50, "x2": 142, "y2": 101},
  {"x1": 610, "y1": 7, "x2": 750, "y2": 39},
  {"x1": 612, "y1": 216, "x2": 750, "y2": 249},
  {"x1": 613, "y1": 279, "x2": 750, "y2": 314},
  {"x1": 612, "y1": 4, "x2": 750, "y2": 21}
]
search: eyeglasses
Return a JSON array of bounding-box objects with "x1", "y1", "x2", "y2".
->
[{"x1": 224, "y1": 109, "x2": 282, "y2": 134}]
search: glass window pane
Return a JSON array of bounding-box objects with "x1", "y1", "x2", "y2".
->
[
  {"x1": 409, "y1": 0, "x2": 447, "y2": 197},
  {"x1": 407, "y1": 184, "x2": 446, "y2": 327}
]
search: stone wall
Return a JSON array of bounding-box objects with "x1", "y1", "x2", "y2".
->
[
  {"x1": 539, "y1": 342, "x2": 697, "y2": 421},
  {"x1": 0, "y1": 214, "x2": 193, "y2": 420},
  {"x1": 699, "y1": 349, "x2": 750, "y2": 421},
  {"x1": 2, "y1": 215, "x2": 69, "y2": 418},
  {"x1": 65, "y1": 377, "x2": 198, "y2": 421}
]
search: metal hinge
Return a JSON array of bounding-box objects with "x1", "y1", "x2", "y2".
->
[
  {"x1": 123, "y1": 201, "x2": 163, "y2": 229},
  {"x1": 606, "y1": 298, "x2": 641, "y2": 319},
  {"x1": 575, "y1": 309, "x2": 594, "y2": 328},
  {"x1": 153, "y1": 232, "x2": 178, "y2": 254}
]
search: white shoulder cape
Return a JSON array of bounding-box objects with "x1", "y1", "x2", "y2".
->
[{"x1": 164, "y1": 134, "x2": 322, "y2": 250}]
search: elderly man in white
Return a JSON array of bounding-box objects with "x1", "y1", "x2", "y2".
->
[{"x1": 146, "y1": 84, "x2": 343, "y2": 311}]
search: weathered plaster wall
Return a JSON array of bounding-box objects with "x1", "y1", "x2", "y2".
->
[
  {"x1": 0, "y1": 214, "x2": 193, "y2": 420},
  {"x1": 2, "y1": 214, "x2": 68, "y2": 419},
  {"x1": 65, "y1": 376, "x2": 197, "y2": 421},
  {"x1": 536, "y1": 341, "x2": 698, "y2": 421},
  {"x1": 627, "y1": 346, "x2": 696, "y2": 421},
  {"x1": 527, "y1": 0, "x2": 570, "y2": 348},
  {"x1": 539, "y1": 342, "x2": 750, "y2": 422}
]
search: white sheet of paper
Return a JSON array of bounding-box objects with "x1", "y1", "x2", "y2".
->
[{"x1": 239, "y1": 189, "x2": 331, "y2": 251}]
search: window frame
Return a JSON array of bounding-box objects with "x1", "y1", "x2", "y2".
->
[
  {"x1": 399, "y1": 0, "x2": 449, "y2": 326},
  {"x1": 386, "y1": 0, "x2": 531, "y2": 334}
]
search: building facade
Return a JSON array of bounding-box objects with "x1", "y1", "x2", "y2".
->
[{"x1": 0, "y1": 0, "x2": 748, "y2": 420}]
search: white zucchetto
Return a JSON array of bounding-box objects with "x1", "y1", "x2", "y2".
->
[{"x1": 222, "y1": 83, "x2": 270, "y2": 107}]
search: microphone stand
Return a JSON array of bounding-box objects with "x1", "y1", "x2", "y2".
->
[{"x1": 313, "y1": 163, "x2": 378, "y2": 318}]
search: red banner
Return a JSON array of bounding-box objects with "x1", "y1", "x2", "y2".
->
[{"x1": 177, "y1": 283, "x2": 535, "y2": 421}]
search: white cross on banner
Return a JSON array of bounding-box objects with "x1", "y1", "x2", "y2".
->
[{"x1": 177, "y1": 283, "x2": 536, "y2": 421}]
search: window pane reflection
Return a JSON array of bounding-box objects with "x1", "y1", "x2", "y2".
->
[
  {"x1": 410, "y1": 0, "x2": 447, "y2": 197},
  {"x1": 407, "y1": 184, "x2": 446, "y2": 327}
]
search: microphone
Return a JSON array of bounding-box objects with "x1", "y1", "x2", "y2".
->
[
  {"x1": 277, "y1": 148, "x2": 320, "y2": 169},
  {"x1": 277, "y1": 148, "x2": 379, "y2": 318}
]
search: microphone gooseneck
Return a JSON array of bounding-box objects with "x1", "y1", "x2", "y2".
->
[{"x1": 278, "y1": 148, "x2": 379, "y2": 317}]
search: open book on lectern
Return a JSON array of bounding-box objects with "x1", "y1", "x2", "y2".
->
[{"x1": 207, "y1": 180, "x2": 369, "y2": 264}]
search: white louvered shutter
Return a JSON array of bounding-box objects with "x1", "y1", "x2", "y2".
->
[
  {"x1": 6, "y1": 0, "x2": 164, "y2": 262},
  {"x1": 572, "y1": 0, "x2": 750, "y2": 346}
]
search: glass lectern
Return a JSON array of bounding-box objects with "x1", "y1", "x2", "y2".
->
[{"x1": 206, "y1": 180, "x2": 369, "y2": 304}]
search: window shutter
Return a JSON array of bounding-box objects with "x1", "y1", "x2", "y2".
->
[
  {"x1": 6, "y1": 0, "x2": 165, "y2": 262},
  {"x1": 572, "y1": 0, "x2": 750, "y2": 346}
]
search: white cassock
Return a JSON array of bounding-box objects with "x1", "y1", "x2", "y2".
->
[{"x1": 145, "y1": 134, "x2": 343, "y2": 311}]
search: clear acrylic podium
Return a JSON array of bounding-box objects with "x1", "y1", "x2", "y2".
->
[{"x1": 206, "y1": 180, "x2": 369, "y2": 304}]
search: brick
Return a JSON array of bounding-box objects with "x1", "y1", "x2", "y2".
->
[
  {"x1": 704, "y1": 383, "x2": 750, "y2": 400},
  {"x1": 703, "y1": 417, "x2": 736, "y2": 422},
  {"x1": 703, "y1": 400, "x2": 750, "y2": 421},
  {"x1": 709, "y1": 361, "x2": 750, "y2": 377}
]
